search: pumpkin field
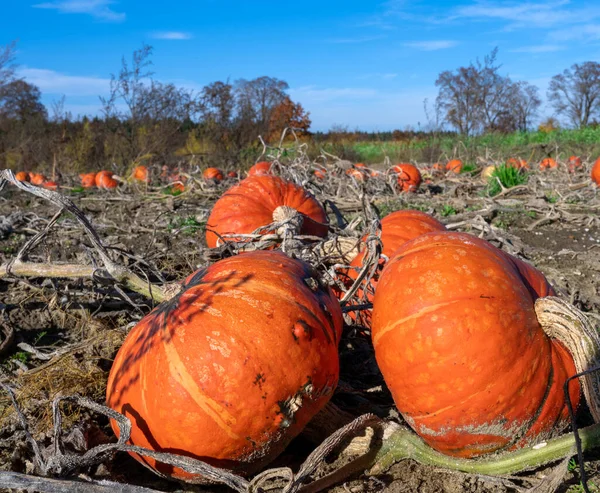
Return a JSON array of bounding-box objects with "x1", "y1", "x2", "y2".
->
[{"x1": 1, "y1": 145, "x2": 600, "y2": 493}]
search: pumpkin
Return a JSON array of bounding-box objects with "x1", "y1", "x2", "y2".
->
[
  {"x1": 15, "y1": 171, "x2": 30, "y2": 182},
  {"x1": 29, "y1": 173, "x2": 46, "y2": 186},
  {"x1": 227, "y1": 170, "x2": 238, "y2": 178},
  {"x1": 170, "y1": 182, "x2": 186, "y2": 193},
  {"x1": 446, "y1": 159, "x2": 463, "y2": 173},
  {"x1": 106, "y1": 251, "x2": 342, "y2": 480},
  {"x1": 80, "y1": 172, "x2": 97, "y2": 189},
  {"x1": 567, "y1": 155, "x2": 582, "y2": 173},
  {"x1": 313, "y1": 166, "x2": 327, "y2": 180},
  {"x1": 370, "y1": 169, "x2": 383, "y2": 178},
  {"x1": 539, "y1": 158, "x2": 557, "y2": 170},
  {"x1": 346, "y1": 167, "x2": 367, "y2": 181},
  {"x1": 507, "y1": 158, "x2": 529, "y2": 170},
  {"x1": 371, "y1": 231, "x2": 580, "y2": 458},
  {"x1": 431, "y1": 163, "x2": 444, "y2": 173},
  {"x1": 42, "y1": 181, "x2": 58, "y2": 190},
  {"x1": 248, "y1": 161, "x2": 273, "y2": 176},
  {"x1": 96, "y1": 170, "x2": 118, "y2": 189},
  {"x1": 205, "y1": 175, "x2": 328, "y2": 248},
  {"x1": 481, "y1": 165, "x2": 496, "y2": 181},
  {"x1": 592, "y1": 157, "x2": 600, "y2": 186},
  {"x1": 391, "y1": 164, "x2": 421, "y2": 192},
  {"x1": 132, "y1": 165, "x2": 149, "y2": 183},
  {"x1": 343, "y1": 210, "x2": 446, "y2": 326},
  {"x1": 203, "y1": 167, "x2": 224, "y2": 182}
]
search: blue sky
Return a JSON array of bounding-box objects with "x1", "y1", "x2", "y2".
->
[{"x1": 2, "y1": 0, "x2": 600, "y2": 131}]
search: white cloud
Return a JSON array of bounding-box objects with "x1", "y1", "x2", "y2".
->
[
  {"x1": 32, "y1": 0, "x2": 125, "y2": 22},
  {"x1": 151, "y1": 31, "x2": 193, "y2": 40},
  {"x1": 455, "y1": 0, "x2": 600, "y2": 30},
  {"x1": 510, "y1": 44, "x2": 564, "y2": 53},
  {"x1": 18, "y1": 67, "x2": 110, "y2": 96},
  {"x1": 554, "y1": 24, "x2": 600, "y2": 41},
  {"x1": 404, "y1": 40, "x2": 458, "y2": 51}
]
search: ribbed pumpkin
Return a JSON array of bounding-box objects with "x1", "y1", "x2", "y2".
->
[
  {"x1": 343, "y1": 210, "x2": 446, "y2": 326},
  {"x1": 205, "y1": 175, "x2": 328, "y2": 248},
  {"x1": 391, "y1": 164, "x2": 422, "y2": 192},
  {"x1": 592, "y1": 157, "x2": 600, "y2": 186},
  {"x1": 539, "y1": 158, "x2": 557, "y2": 170},
  {"x1": 80, "y1": 172, "x2": 97, "y2": 188},
  {"x1": 371, "y1": 231, "x2": 580, "y2": 458},
  {"x1": 96, "y1": 170, "x2": 118, "y2": 189},
  {"x1": 446, "y1": 159, "x2": 463, "y2": 173},
  {"x1": 106, "y1": 251, "x2": 342, "y2": 480},
  {"x1": 132, "y1": 165, "x2": 149, "y2": 183},
  {"x1": 15, "y1": 171, "x2": 30, "y2": 182},
  {"x1": 248, "y1": 161, "x2": 273, "y2": 176},
  {"x1": 203, "y1": 167, "x2": 224, "y2": 182},
  {"x1": 567, "y1": 155, "x2": 582, "y2": 173}
]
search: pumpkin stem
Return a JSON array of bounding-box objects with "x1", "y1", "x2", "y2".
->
[
  {"x1": 535, "y1": 297, "x2": 600, "y2": 422},
  {"x1": 272, "y1": 206, "x2": 304, "y2": 253}
]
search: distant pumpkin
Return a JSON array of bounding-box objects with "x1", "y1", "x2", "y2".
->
[
  {"x1": 96, "y1": 170, "x2": 118, "y2": 189},
  {"x1": 132, "y1": 165, "x2": 149, "y2": 183},
  {"x1": 248, "y1": 161, "x2": 273, "y2": 176},
  {"x1": 203, "y1": 167, "x2": 224, "y2": 182},
  {"x1": 42, "y1": 181, "x2": 58, "y2": 190},
  {"x1": 227, "y1": 170, "x2": 238, "y2": 178},
  {"x1": 539, "y1": 158, "x2": 557, "y2": 170},
  {"x1": 15, "y1": 171, "x2": 30, "y2": 182},
  {"x1": 29, "y1": 173, "x2": 46, "y2": 186},
  {"x1": 80, "y1": 172, "x2": 97, "y2": 189},
  {"x1": 507, "y1": 158, "x2": 529, "y2": 170},
  {"x1": 446, "y1": 159, "x2": 463, "y2": 173},
  {"x1": 567, "y1": 156, "x2": 582, "y2": 173},
  {"x1": 313, "y1": 167, "x2": 327, "y2": 180},
  {"x1": 591, "y1": 157, "x2": 600, "y2": 186},
  {"x1": 391, "y1": 163, "x2": 422, "y2": 192}
]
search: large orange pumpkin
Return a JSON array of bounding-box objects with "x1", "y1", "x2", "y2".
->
[
  {"x1": 248, "y1": 161, "x2": 273, "y2": 176},
  {"x1": 203, "y1": 167, "x2": 224, "y2": 182},
  {"x1": 96, "y1": 170, "x2": 118, "y2": 189},
  {"x1": 567, "y1": 155, "x2": 582, "y2": 173},
  {"x1": 132, "y1": 165, "x2": 149, "y2": 183},
  {"x1": 15, "y1": 171, "x2": 30, "y2": 182},
  {"x1": 80, "y1": 172, "x2": 97, "y2": 189},
  {"x1": 343, "y1": 210, "x2": 446, "y2": 326},
  {"x1": 391, "y1": 164, "x2": 422, "y2": 192},
  {"x1": 446, "y1": 159, "x2": 463, "y2": 173},
  {"x1": 592, "y1": 157, "x2": 600, "y2": 186},
  {"x1": 205, "y1": 175, "x2": 329, "y2": 248},
  {"x1": 106, "y1": 251, "x2": 342, "y2": 480},
  {"x1": 539, "y1": 158, "x2": 557, "y2": 170},
  {"x1": 371, "y1": 231, "x2": 580, "y2": 458}
]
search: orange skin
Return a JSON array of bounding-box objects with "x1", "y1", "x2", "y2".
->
[
  {"x1": 95, "y1": 170, "x2": 118, "y2": 189},
  {"x1": 372, "y1": 231, "x2": 580, "y2": 458},
  {"x1": 446, "y1": 159, "x2": 463, "y2": 173},
  {"x1": 507, "y1": 158, "x2": 529, "y2": 170},
  {"x1": 29, "y1": 173, "x2": 46, "y2": 186},
  {"x1": 343, "y1": 210, "x2": 446, "y2": 326},
  {"x1": 227, "y1": 170, "x2": 238, "y2": 178},
  {"x1": 567, "y1": 156, "x2": 582, "y2": 173},
  {"x1": 132, "y1": 165, "x2": 149, "y2": 183},
  {"x1": 205, "y1": 175, "x2": 328, "y2": 248},
  {"x1": 391, "y1": 164, "x2": 422, "y2": 192},
  {"x1": 431, "y1": 163, "x2": 444, "y2": 173},
  {"x1": 15, "y1": 171, "x2": 30, "y2": 182},
  {"x1": 346, "y1": 167, "x2": 367, "y2": 181},
  {"x1": 313, "y1": 168, "x2": 326, "y2": 180},
  {"x1": 80, "y1": 172, "x2": 97, "y2": 189},
  {"x1": 203, "y1": 167, "x2": 224, "y2": 182},
  {"x1": 592, "y1": 158, "x2": 600, "y2": 186},
  {"x1": 106, "y1": 251, "x2": 342, "y2": 480},
  {"x1": 539, "y1": 158, "x2": 557, "y2": 170},
  {"x1": 248, "y1": 161, "x2": 273, "y2": 176},
  {"x1": 42, "y1": 181, "x2": 58, "y2": 190}
]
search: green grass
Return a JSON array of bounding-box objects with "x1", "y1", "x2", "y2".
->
[
  {"x1": 440, "y1": 204, "x2": 457, "y2": 217},
  {"x1": 486, "y1": 164, "x2": 529, "y2": 197},
  {"x1": 168, "y1": 215, "x2": 205, "y2": 235}
]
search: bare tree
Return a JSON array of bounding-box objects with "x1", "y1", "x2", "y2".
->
[
  {"x1": 234, "y1": 76, "x2": 289, "y2": 136},
  {"x1": 0, "y1": 40, "x2": 17, "y2": 89},
  {"x1": 512, "y1": 82, "x2": 541, "y2": 131},
  {"x1": 548, "y1": 61, "x2": 600, "y2": 127}
]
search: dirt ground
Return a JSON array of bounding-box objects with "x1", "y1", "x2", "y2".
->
[{"x1": 1, "y1": 164, "x2": 600, "y2": 493}]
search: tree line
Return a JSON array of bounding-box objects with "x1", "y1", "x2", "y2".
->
[{"x1": 1, "y1": 41, "x2": 600, "y2": 171}]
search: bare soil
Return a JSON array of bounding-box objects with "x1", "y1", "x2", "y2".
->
[{"x1": 1, "y1": 165, "x2": 600, "y2": 492}]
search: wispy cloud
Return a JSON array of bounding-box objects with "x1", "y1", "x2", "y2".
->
[
  {"x1": 327, "y1": 35, "x2": 386, "y2": 44},
  {"x1": 404, "y1": 40, "x2": 458, "y2": 51},
  {"x1": 554, "y1": 23, "x2": 600, "y2": 41},
  {"x1": 510, "y1": 44, "x2": 564, "y2": 53},
  {"x1": 289, "y1": 86, "x2": 378, "y2": 103},
  {"x1": 151, "y1": 31, "x2": 193, "y2": 40},
  {"x1": 455, "y1": 0, "x2": 600, "y2": 30},
  {"x1": 32, "y1": 0, "x2": 125, "y2": 22},
  {"x1": 18, "y1": 67, "x2": 110, "y2": 96}
]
